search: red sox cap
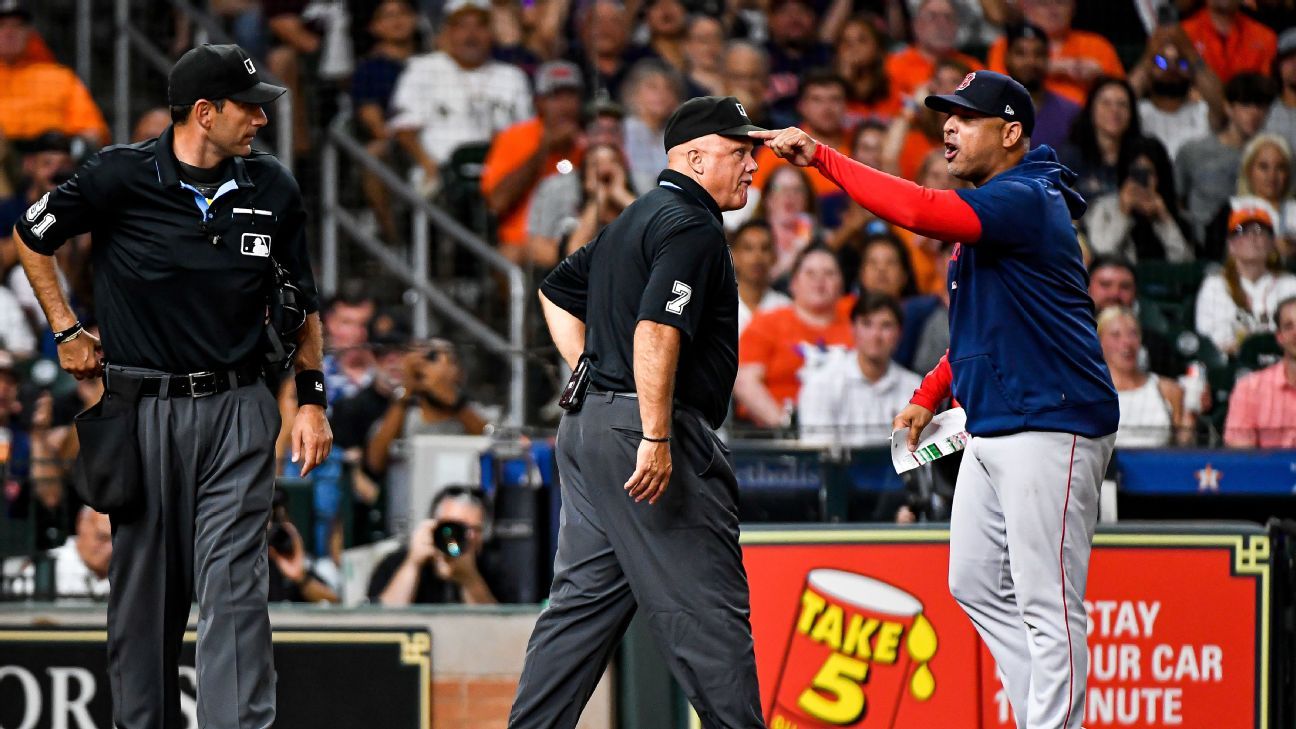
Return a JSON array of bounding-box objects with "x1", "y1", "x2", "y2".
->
[
  {"x1": 168, "y1": 44, "x2": 287, "y2": 106},
  {"x1": 925, "y1": 70, "x2": 1036, "y2": 137}
]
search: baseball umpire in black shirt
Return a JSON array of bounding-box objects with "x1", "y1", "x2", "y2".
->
[
  {"x1": 13, "y1": 44, "x2": 331, "y2": 729},
  {"x1": 508, "y1": 96, "x2": 766, "y2": 729}
]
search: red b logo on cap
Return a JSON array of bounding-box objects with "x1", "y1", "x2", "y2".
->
[{"x1": 956, "y1": 72, "x2": 975, "y2": 91}]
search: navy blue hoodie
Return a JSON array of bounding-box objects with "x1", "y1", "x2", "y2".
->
[{"x1": 948, "y1": 145, "x2": 1119, "y2": 438}]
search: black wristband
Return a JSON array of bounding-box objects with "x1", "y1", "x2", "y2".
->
[
  {"x1": 295, "y1": 370, "x2": 327, "y2": 407},
  {"x1": 641, "y1": 434, "x2": 671, "y2": 443},
  {"x1": 53, "y1": 321, "x2": 84, "y2": 346}
]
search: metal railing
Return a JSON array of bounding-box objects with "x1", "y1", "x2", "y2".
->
[
  {"x1": 320, "y1": 116, "x2": 527, "y2": 427},
  {"x1": 93, "y1": 0, "x2": 526, "y2": 425},
  {"x1": 102, "y1": 0, "x2": 293, "y2": 166}
]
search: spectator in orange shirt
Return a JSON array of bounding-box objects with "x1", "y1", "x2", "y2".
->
[
  {"x1": 0, "y1": 2, "x2": 107, "y2": 147},
  {"x1": 734, "y1": 246, "x2": 854, "y2": 428},
  {"x1": 752, "y1": 70, "x2": 852, "y2": 226},
  {"x1": 884, "y1": 0, "x2": 982, "y2": 102},
  {"x1": 1224, "y1": 295, "x2": 1296, "y2": 448},
  {"x1": 1004, "y1": 21, "x2": 1082, "y2": 151},
  {"x1": 1181, "y1": 0, "x2": 1277, "y2": 84},
  {"x1": 836, "y1": 14, "x2": 901, "y2": 127},
  {"x1": 481, "y1": 61, "x2": 585, "y2": 264},
  {"x1": 987, "y1": 0, "x2": 1124, "y2": 106},
  {"x1": 882, "y1": 57, "x2": 971, "y2": 180}
]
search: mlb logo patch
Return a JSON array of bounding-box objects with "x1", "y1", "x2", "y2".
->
[{"x1": 241, "y1": 233, "x2": 272, "y2": 257}]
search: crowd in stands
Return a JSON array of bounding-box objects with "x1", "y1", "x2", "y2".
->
[{"x1": 4, "y1": 0, "x2": 1296, "y2": 602}]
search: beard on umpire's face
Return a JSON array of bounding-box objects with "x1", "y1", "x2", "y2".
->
[{"x1": 685, "y1": 134, "x2": 759, "y2": 212}]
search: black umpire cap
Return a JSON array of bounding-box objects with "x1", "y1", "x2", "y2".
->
[
  {"x1": 663, "y1": 96, "x2": 767, "y2": 152},
  {"x1": 0, "y1": 0, "x2": 31, "y2": 20},
  {"x1": 925, "y1": 70, "x2": 1036, "y2": 137},
  {"x1": 168, "y1": 44, "x2": 287, "y2": 106}
]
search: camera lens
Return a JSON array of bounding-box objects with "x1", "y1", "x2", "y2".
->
[{"x1": 433, "y1": 521, "x2": 469, "y2": 557}]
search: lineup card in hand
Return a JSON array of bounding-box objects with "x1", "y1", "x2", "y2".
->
[{"x1": 890, "y1": 408, "x2": 970, "y2": 474}]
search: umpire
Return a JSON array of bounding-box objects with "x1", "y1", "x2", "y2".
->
[
  {"x1": 13, "y1": 45, "x2": 331, "y2": 729},
  {"x1": 509, "y1": 96, "x2": 766, "y2": 729}
]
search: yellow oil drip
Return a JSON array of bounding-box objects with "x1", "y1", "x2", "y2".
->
[
  {"x1": 906, "y1": 613, "x2": 938, "y2": 700},
  {"x1": 910, "y1": 663, "x2": 936, "y2": 701}
]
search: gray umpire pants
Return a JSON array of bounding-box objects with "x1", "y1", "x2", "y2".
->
[
  {"x1": 509, "y1": 392, "x2": 765, "y2": 729},
  {"x1": 106, "y1": 365, "x2": 280, "y2": 729}
]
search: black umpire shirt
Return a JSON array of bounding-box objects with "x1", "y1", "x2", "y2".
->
[
  {"x1": 541, "y1": 169, "x2": 738, "y2": 428},
  {"x1": 14, "y1": 125, "x2": 319, "y2": 373}
]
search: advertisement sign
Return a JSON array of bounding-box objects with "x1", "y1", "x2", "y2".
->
[
  {"x1": 741, "y1": 526, "x2": 1270, "y2": 729},
  {"x1": 1115, "y1": 450, "x2": 1296, "y2": 496},
  {"x1": 0, "y1": 628, "x2": 431, "y2": 729}
]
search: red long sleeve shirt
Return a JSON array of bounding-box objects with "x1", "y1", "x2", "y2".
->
[
  {"x1": 811, "y1": 144, "x2": 971, "y2": 410},
  {"x1": 811, "y1": 144, "x2": 982, "y2": 243}
]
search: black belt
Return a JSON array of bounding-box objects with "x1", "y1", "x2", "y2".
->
[
  {"x1": 589, "y1": 389, "x2": 638, "y2": 399},
  {"x1": 113, "y1": 364, "x2": 264, "y2": 399},
  {"x1": 587, "y1": 390, "x2": 708, "y2": 421}
]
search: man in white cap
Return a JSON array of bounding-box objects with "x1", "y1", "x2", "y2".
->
[{"x1": 389, "y1": 0, "x2": 532, "y2": 194}]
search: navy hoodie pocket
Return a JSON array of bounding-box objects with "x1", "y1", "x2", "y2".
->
[{"x1": 952, "y1": 354, "x2": 1023, "y2": 416}]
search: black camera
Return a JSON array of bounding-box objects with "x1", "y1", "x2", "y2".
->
[
  {"x1": 268, "y1": 522, "x2": 295, "y2": 556},
  {"x1": 432, "y1": 520, "x2": 469, "y2": 558},
  {"x1": 267, "y1": 486, "x2": 296, "y2": 556}
]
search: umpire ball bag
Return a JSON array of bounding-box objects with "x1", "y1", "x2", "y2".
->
[{"x1": 72, "y1": 373, "x2": 144, "y2": 518}]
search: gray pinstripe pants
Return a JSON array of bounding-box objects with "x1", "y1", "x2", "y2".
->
[{"x1": 106, "y1": 365, "x2": 280, "y2": 729}]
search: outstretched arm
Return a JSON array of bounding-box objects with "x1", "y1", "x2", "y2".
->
[{"x1": 751, "y1": 128, "x2": 983, "y2": 242}]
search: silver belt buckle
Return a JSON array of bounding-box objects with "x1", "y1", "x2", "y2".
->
[{"x1": 187, "y1": 371, "x2": 218, "y2": 398}]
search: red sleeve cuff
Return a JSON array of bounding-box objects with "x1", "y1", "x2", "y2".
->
[{"x1": 910, "y1": 351, "x2": 953, "y2": 411}]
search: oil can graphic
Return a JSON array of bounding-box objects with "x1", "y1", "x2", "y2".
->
[{"x1": 769, "y1": 569, "x2": 939, "y2": 728}]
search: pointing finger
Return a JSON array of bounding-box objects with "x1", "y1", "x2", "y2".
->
[{"x1": 748, "y1": 129, "x2": 779, "y2": 139}]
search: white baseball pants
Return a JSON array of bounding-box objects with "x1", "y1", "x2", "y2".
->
[{"x1": 948, "y1": 430, "x2": 1116, "y2": 729}]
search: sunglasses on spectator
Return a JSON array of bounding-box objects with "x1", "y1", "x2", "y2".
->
[
  {"x1": 1229, "y1": 222, "x2": 1274, "y2": 237},
  {"x1": 1154, "y1": 55, "x2": 1190, "y2": 73}
]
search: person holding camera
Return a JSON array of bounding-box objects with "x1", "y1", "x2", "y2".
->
[
  {"x1": 1084, "y1": 137, "x2": 1194, "y2": 263},
  {"x1": 366, "y1": 485, "x2": 501, "y2": 605},
  {"x1": 365, "y1": 339, "x2": 488, "y2": 475},
  {"x1": 1130, "y1": 23, "x2": 1225, "y2": 160},
  {"x1": 266, "y1": 490, "x2": 340, "y2": 604}
]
